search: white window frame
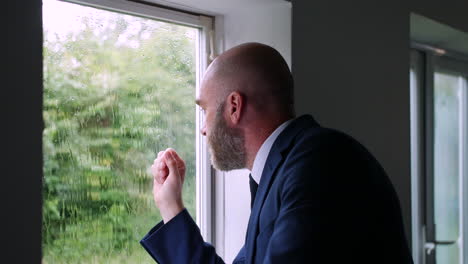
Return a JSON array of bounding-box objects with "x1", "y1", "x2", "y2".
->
[
  {"x1": 60, "y1": 0, "x2": 217, "y2": 243},
  {"x1": 410, "y1": 49, "x2": 425, "y2": 264}
]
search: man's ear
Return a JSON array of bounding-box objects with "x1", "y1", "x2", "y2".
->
[{"x1": 227, "y1": 91, "x2": 243, "y2": 125}]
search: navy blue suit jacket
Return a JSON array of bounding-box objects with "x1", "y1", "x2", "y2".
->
[{"x1": 140, "y1": 115, "x2": 414, "y2": 263}]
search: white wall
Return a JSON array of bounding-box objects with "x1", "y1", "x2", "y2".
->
[{"x1": 148, "y1": 0, "x2": 291, "y2": 262}]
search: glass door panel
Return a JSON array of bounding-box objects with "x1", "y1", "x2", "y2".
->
[{"x1": 433, "y1": 72, "x2": 462, "y2": 264}]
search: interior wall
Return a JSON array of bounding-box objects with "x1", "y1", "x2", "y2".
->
[
  {"x1": 292, "y1": 0, "x2": 468, "y2": 254},
  {"x1": 411, "y1": 0, "x2": 468, "y2": 34},
  {"x1": 6, "y1": 1, "x2": 43, "y2": 263}
]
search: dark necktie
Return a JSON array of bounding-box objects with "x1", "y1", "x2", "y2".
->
[{"x1": 249, "y1": 173, "x2": 258, "y2": 209}]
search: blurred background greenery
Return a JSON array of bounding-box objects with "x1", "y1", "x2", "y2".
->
[{"x1": 42, "y1": 1, "x2": 197, "y2": 262}]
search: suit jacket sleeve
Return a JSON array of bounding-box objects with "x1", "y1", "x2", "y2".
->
[{"x1": 140, "y1": 209, "x2": 225, "y2": 264}]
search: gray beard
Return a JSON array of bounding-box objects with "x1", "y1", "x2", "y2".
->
[{"x1": 208, "y1": 102, "x2": 246, "y2": 171}]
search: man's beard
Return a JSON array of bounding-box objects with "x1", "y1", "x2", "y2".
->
[{"x1": 208, "y1": 102, "x2": 246, "y2": 171}]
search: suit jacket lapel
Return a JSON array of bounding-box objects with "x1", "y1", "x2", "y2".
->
[{"x1": 244, "y1": 115, "x2": 319, "y2": 263}]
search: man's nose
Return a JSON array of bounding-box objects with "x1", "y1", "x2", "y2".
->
[{"x1": 200, "y1": 123, "x2": 207, "y2": 136}]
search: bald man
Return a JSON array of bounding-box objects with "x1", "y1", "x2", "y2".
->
[{"x1": 140, "y1": 43, "x2": 414, "y2": 264}]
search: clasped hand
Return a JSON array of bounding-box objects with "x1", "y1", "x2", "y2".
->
[{"x1": 151, "y1": 148, "x2": 186, "y2": 223}]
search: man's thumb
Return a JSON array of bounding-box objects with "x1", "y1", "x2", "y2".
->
[{"x1": 165, "y1": 151, "x2": 179, "y2": 179}]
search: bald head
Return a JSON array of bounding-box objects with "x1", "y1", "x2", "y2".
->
[
  {"x1": 197, "y1": 43, "x2": 295, "y2": 171},
  {"x1": 202, "y1": 42, "x2": 295, "y2": 116}
]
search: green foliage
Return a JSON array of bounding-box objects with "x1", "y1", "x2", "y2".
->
[{"x1": 43, "y1": 5, "x2": 197, "y2": 263}]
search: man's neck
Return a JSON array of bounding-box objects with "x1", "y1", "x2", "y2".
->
[{"x1": 244, "y1": 116, "x2": 293, "y2": 170}]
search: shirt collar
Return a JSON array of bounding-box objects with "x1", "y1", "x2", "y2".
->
[{"x1": 250, "y1": 119, "x2": 294, "y2": 184}]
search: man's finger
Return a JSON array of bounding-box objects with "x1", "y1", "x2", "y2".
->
[
  {"x1": 165, "y1": 148, "x2": 184, "y2": 169},
  {"x1": 170, "y1": 150, "x2": 184, "y2": 165},
  {"x1": 154, "y1": 151, "x2": 164, "y2": 163},
  {"x1": 164, "y1": 151, "x2": 179, "y2": 177},
  {"x1": 152, "y1": 164, "x2": 164, "y2": 184},
  {"x1": 170, "y1": 151, "x2": 185, "y2": 182},
  {"x1": 157, "y1": 159, "x2": 169, "y2": 182}
]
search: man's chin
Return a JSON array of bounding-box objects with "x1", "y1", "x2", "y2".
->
[
  {"x1": 210, "y1": 159, "x2": 231, "y2": 172},
  {"x1": 208, "y1": 147, "x2": 245, "y2": 171},
  {"x1": 210, "y1": 157, "x2": 240, "y2": 172}
]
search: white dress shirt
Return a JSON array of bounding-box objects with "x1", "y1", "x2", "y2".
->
[{"x1": 250, "y1": 119, "x2": 294, "y2": 184}]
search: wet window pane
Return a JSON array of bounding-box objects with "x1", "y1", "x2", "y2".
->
[
  {"x1": 42, "y1": 0, "x2": 197, "y2": 262},
  {"x1": 433, "y1": 72, "x2": 461, "y2": 264}
]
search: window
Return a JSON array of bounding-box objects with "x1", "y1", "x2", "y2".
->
[
  {"x1": 410, "y1": 46, "x2": 468, "y2": 264},
  {"x1": 42, "y1": 0, "x2": 213, "y2": 262},
  {"x1": 432, "y1": 71, "x2": 463, "y2": 263}
]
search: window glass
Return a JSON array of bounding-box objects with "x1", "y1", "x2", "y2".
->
[
  {"x1": 42, "y1": 0, "x2": 197, "y2": 262},
  {"x1": 433, "y1": 72, "x2": 461, "y2": 263}
]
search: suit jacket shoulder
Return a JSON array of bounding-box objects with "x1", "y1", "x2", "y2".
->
[{"x1": 244, "y1": 114, "x2": 413, "y2": 263}]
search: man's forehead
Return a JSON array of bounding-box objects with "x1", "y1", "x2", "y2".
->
[
  {"x1": 198, "y1": 79, "x2": 213, "y2": 98},
  {"x1": 196, "y1": 85, "x2": 208, "y2": 106}
]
